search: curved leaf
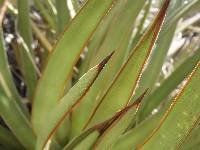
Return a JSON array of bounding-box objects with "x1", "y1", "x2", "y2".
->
[
  {"x1": 32, "y1": 0, "x2": 118, "y2": 134},
  {"x1": 64, "y1": 92, "x2": 146, "y2": 150},
  {"x1": 70, "y1": 0, "x2": 139, "y2": 137},
  {"x1": 137, "y1": 61, "x2": 200, "y2": 149},
  {"x1": 132, "y1": 0, "x2": 200, "y2": 112},
  {"x1": 0, "y1": 87, "x2": 36, "y2": 150},
  {"x1": 56, "y1": 0, "x2": 70, "y2": 33},
  {"x1": 139, "y1": 48, "x2": 200, "y2": 121},
  {"x1": 77, "y1": 0, "x2": 125, "y2": 78},
  {"x1": 17, "y1": 0, "x2": 37, "y2": 99},
  {"x1": 83, "y1": 0, "x2": 170, "y2": 129},
  {"x1": 0, "y1": 125, "x2": 24, "y2": 150},
  {"x1": 36, "y1": 53, "x2": 113, "y2": 150},
  {"x1": 111, "y1": 101, "x2": 172, "y2": 150},
  {"x1": 89, "y1": 0, "x2": 146, "y2": 66},
  {"x1": 93, "y1": 92, "x2": 146, "y2": 150},
  {"x1": 33, "y1": 0, "x2": 56, "y2": 29},
  {"x1": 0, "y1": 30, "x2": 29, "y2": 118}
]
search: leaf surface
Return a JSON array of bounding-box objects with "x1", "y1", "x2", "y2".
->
[
  {"x1": 137, "y1": 61, "x2": 200, "y2": 150},
  {"x1": 32, "y1": 0, "x2": 118, "y2": 133},
  {"x1": 36, "y1": 54, "x2": 112, "y2": 150},
  {"x1": 84, "y1": 0, "x2": 170, "y2": 129}
]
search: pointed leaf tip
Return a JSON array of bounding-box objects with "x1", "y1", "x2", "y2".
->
[
  {"x1": 98, "y1": 51, "x2": 115, "y2": 72},
  {"x1": 134, "y1": 89, "x2": 148, "y2": 107},
  {"x1": 127, "y1": 89, "x2": 148, "y2": 110}
]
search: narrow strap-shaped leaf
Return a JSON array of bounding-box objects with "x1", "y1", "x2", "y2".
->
[
  {"x1": 17, "y1": 0, "x2": 37, "y2": 99},
  {"x1": 93, "y1": 92, "x2": 146, "y2": 150},
  {"x1": 139, "y1": 48, "x2": 200, "y2": 121},
  {"x1": 33, "y1": 0, "x2": 56, "y2": 29},
  {"x1": 56, "y1": 0, "x2": 71, "y2": 33},
  {"x1": 127, "y1": 0, "x2": 152, "y2": 55},
  {"x1": 64, "y1": 130, "x2": 100, "y2": 150},
  {"x1": 44, "y1": 0, "x2": 57, "y2": 20},
  {"x1": 14, "y1": 36, "x2": 38, "y2": 100},
  {"x1": 77, "y1": 0, "x2": 125, "y2": 78},
  {"x1": 73, "y1": 131, "x2": 100, "y2": 150},
  {"x1": 0, "y1": 87, "x2": 36, "y2": 150},
  {"x1": 84, "y1": 0, "x2": 170, "y2": 129},
  {"x1": 36, "y1": 53, "x2": 113, "y2": 150},
  {"x1": 17, "y1": 0, "x2": 33, "y2": 52},
  {"x1": 31, "y1": 21, "x2": 52, "y2": 52},
  {"x1": 134, "y1": 0, "x2": 200, "y2": 122},
  {"x1": 111, "y1": 112, "x2": 163, "y2": 150},
  {"x1": 70, "y1": 0, "x2": 136, "y2": 138},
  {"x1": 132, "y1": 0, "x2": 200, "y2": 106},
  {"x1": 32, "y1": 0, "x2": 118, "y2": 134},
  {"x1": 0, "y1": 125, "x2": 25, "y2": 150},
  {"x1": 89, "y1": 0, "x2": 146, "y2": 66},
  {"x1": 137, "y1": 61, "x2": 200, "y2": 150},
  {"x1": 0, "y1": 30, "x2": 29, "y2": 118},
  {"x1": 111, "y1": 100, "x2": 172, "y2": 150},
  {"x1": 64, "y1": 92, "x2": 145, "y2": 150}
]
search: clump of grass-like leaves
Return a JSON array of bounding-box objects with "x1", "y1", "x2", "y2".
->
[{"x1": 0, "y1": 0, "x2": 200, "y2": 150}]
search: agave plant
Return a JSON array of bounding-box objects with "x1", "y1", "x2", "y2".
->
[{"x1": 0, "y1": 0, "x2": 200, "y2": 149}]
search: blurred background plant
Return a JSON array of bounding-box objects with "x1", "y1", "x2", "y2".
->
[{"x1": 0, "y1": 0, "x2": 200, "y2": 150}]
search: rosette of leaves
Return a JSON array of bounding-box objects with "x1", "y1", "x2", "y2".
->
[{"x1": 0, "y1": 0, "x2": 200, "y2": 150}]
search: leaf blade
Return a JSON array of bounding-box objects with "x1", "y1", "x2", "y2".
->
[
  {"x1": 32, "y1": 0, "x2": 118, "y2": 134},
  {"x1": 84, "y1": 0, "x2": 170, "y2": 129},
  {"x1": 137, "y1": 61, "x2": 200, "y2": 150},
  {"x1": 36, "y1": 54, "x2": 112, "y2": 150}
]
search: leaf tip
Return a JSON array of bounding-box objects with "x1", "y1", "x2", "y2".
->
[{"x1": 98, "y1": 51, "x2": 115, "y2": 72}]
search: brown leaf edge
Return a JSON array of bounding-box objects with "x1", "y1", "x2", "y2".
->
[
  {"x1": 136, "y1": 61, "x2": 200, "y2": 150},
  {"x1": 83, "y1": 0, "x2": 170, "y2": 130},
  {"x1": 41, "y1": 52, "x2": 114, "y2": 149},
  {"x1": 64, "y1": 90, "x2": 147, "y2": 150}
]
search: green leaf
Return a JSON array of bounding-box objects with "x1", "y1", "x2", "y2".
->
[
  {"x1": 13, "y1": 37, "x2": 39, "y2": 100},
  {"x1": 83, "y1": 0, "x2": 170, "y2": 129},
  {"x1": 73, "y1": 131, "x2": 99, "y2": 150},
  {"x1": 64, "y1": 92, "x2": 146, "y2": 150},
  {"x1": 0, "y1": 125, "x2": 25, "y2": 150},
  {"x1": 32, "y1": 0, "x2": 118, "y2": 134},
  {"x1": 132, "y1": 0, "x2": 200, "y2": 106},
  {"x1": 70, "y1": 0, "x2": 138, "y2": 138},
  {"x1": 64, "y1": 129, "x2": 100, "y2": 150},
  {"x1": 56, "y1": 0, "x2": 71, "y2": 33},
  {"x1": 139, "y1": 48, "x2": 200, "y2": 121},
  {"x1": 70, "y1": 0, "x2": 159, "y2": 137},
  {"x1": 33, "y1": 0, "x2": 56, "y2": 29},
  {"x1": 0, "y1": 30, "x2": 29, "y2": 118},
  {"x1": 17, "y1": 0, "x2": 38, "y2": 99},
  {"x1": 181, "y1": 125, "x2": 200, "y2": 150},
  {"x1": 17, "y1": 0, "x2": 33, "y2": 52},
  {"x1": 36, "y1": 54, "x2": 112, "y2": 150},
  {"x1": 111, "y1": 101, "x2": 172, "y2": 150},
  {"x1": 31, "y1": 21, "x2": 52, "y2": 52},
  {"x1": 127, "y1": 0, "x2": 152, "y2": 54},
  {"x1": 137, "y1": 61, "x2": 200, "y2": 149},
  {"x1": 89, "y1": 0, "x2": 146, "y2": 66},
  {"x1": 0, "y1": 87, "x2": 36, "y2": 150},
  {"x1": 93, "y1": 92, "x2": 146, "y2": 150},
  {"x1": 77, "y1": 0, "x2": 125, "y2": 78},
  {"x1": 111, "y1": 112, "x2": 163, "y2": 150}
]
